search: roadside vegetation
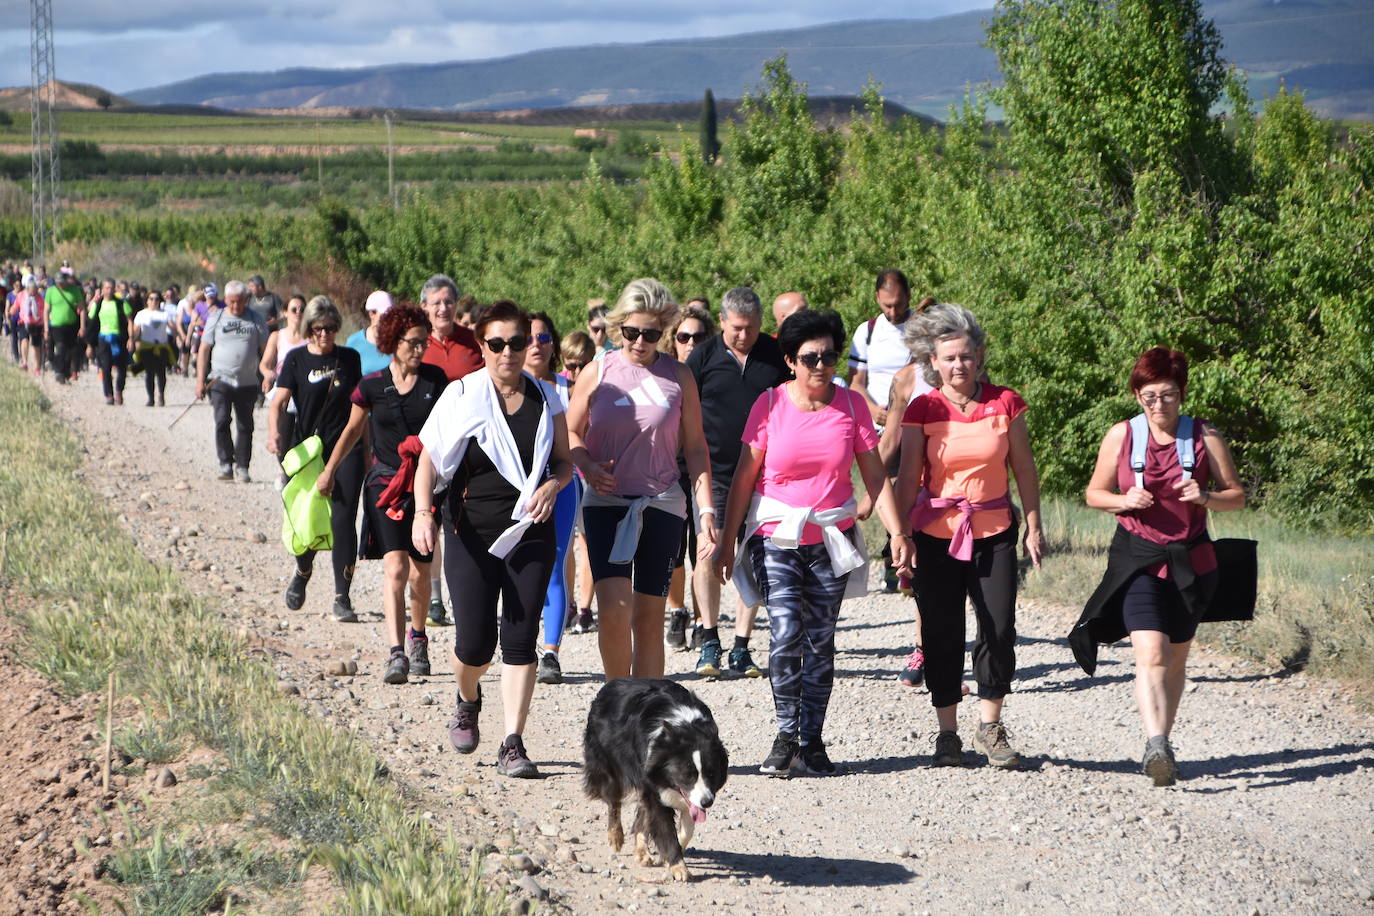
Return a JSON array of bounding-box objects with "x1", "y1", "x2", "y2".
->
[{"x1": 0, "y1": 363, "x2": 506, "y2": 914}]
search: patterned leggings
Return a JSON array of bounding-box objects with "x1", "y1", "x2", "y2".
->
[{"x1": 748, "y1": 534, "x2": 850, "y2": 744}]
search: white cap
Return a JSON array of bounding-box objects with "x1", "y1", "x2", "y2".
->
[{"x1": 365, "y1": 290, "x2": 394, "y2": 314}]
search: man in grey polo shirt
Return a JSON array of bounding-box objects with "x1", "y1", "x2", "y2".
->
[{"x1": 196, "y1": 280, "x2": 268, "y2": 481}]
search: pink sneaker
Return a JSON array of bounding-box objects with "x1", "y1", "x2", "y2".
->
[{"x1": 897, "y1": 648, "x2": 925, "y2": 687}]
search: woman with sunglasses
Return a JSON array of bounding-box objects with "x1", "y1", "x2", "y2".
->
[
  {"x1": 260, "y1": 295, "x2": 309, "y2": 469},
  {"x1": 413, "y1": 301, "x2": 573, "y2": 778},
  {"x1": 130, "y1": 290, "x2": 173, "y2": 406},
  {"x1": 659, "y1": 301, "x2": 716, "y2": 650},
  {"x1": 268, "y1": 295, "x2": 364, "y2": 622},
  {"x1": 566, "y1": 278, "x2": 714, "y2": 680},
  {"x1": 713, "y1": 308, "x2": 908, "y2": 777},
  {"x1": 320, "y1": 305, "x2": 448, "y2": 684},
  {"x1": 522, "y1": 311, "x2": 577, "y2": 685},
  {"x1": 1077, "y1": 347, "x2": 1245, "y2": 785}
]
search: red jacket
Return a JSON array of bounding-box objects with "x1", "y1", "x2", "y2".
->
[{"x1": 422, "y1": 324, "x2": 483, "y2": 381}]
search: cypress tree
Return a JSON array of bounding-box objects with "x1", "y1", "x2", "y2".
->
[{"x1": 699, "y1": 88, "x2": 720, "y2": 164}]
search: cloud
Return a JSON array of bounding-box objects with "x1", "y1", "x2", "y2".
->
[{"x1": 0, "y1": 1, "x2": 989, "y2": 94}]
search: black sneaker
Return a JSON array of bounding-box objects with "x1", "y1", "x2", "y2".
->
[
  {"x1": 897, "y1": 648, "x2": 925, "y2": 687},
  {"x1": 797, "y1": 740, "x2": 837, "y2": 776},
  {"x1": 666, "y1": 609, "x2": 689, "y2": 649},
  {"x1": 689, "y1": 624, "x2": 704, "y2": 651},
  {"x1": 973, "y1": 721, "x2": 1022, "y2": 769},
  {"x1": 728, "y1": 646, "x2": 763, "y2": 678},
  {"x1": 407, "y1": 629, "x2": 431, "y2": 676},
  {"x1": 448, "y1": 689, "x2": 481, "y2": 754},
  {"x1": 331, "y1": 595, "x2": 358, "y2": 623},
  {"x1": 383, "y1": 650, "x2": 409, "y2": 685},
  {"x1": 695, "y1": 639, "x2": 723, "y2": 678},
  {"x1": 536, "y1": 653, "x2": 563, "y2": 685},
  {"x1": 284, "y1": 572, "x2": 310, "y2": 610},
  {"x1": 760, "y1": 731, "x2": 799, "y2": 777},
  {"x1": 1142, "y1": 736, "x2": 1178, "y2": 787},
  {"x1": 496, "y1": 734, "x2": 540, "y2": 778},
  {"x1": 427, "y1": 597, "x2": 449, "y2": 627},
  {"x1": 932, "y1": 730, "x2": 964, "y2": 767}
]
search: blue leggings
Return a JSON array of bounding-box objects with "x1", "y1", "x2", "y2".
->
[{"x1": 541, "y1": 478, "x2": 580, "y2": 647}]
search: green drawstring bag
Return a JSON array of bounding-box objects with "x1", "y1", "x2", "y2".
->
[{"x1": 280, "y1": 435, "x2": 333, "y2": 555}]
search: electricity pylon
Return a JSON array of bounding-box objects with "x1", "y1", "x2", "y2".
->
[{"x1": 30, "y1": 0, "x2": 61, "y2": 260}]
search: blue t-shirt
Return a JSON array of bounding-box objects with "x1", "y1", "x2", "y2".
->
[{"x1": 346, "y1": 328, "x2": 390, "y2": 375}]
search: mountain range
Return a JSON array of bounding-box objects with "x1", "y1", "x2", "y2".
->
[{"x1": 125, "y1": 0, "x2": 1374, "y2": 121}]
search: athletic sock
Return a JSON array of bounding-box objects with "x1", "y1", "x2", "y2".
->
[
  {"x1": 733, "y1": 635, "x2": 750, "y2": 650},
  {"x1": 702, "y1": 626, "x2": 719, "y2": 645},
  {"x1": 389, "y1": 645, "x2": 403, "y2": 656}
]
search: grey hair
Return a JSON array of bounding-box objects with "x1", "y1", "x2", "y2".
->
[
  {"x1": 904, "y1": 303, "x2": 986, "y2": 388},
  {"x1": 302, "y1": 294, "x2": 342, "y2": 332},
  {"x1": 607, "y1": 277, "x2": 679, "y2": 340},
  {"x1": 720, "y1": 286, "x2": 762, "y2": 322},
  {"x1": 223, "y1": 279, "x2": 248, "y2": 299},
  {"x1": 419, "y1": 273, "x2": 460, "y2": 304}
]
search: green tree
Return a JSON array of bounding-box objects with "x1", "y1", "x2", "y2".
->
[{"x1": 699, "y1": 88, "x2": 720, "y2": 164}]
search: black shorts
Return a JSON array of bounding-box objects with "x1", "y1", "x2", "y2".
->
[
  {"x1": 1120, "y1": 571, "x2": 1202, "y2": 644},
  {"x1": 360, "y1": 479, "x2": 434, "y2": 564},
  {"x1": 709, "y1": 471, "x2": 749, "y2": 544},
  {"x1": 582, "y1": 504, "x2": 683, "y2": 597}
]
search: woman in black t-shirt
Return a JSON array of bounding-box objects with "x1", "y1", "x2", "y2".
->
[
  {"x1": 267, "y1": 295, "x2": 364, "y2": 622},
  {"x1": 320, "y1": 305, "x2": 448, "y2": 684},
  {"x1": 413, "y1": 301, "x2": 573, "y2": 779}
]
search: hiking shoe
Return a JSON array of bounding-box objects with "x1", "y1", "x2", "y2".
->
[
  {"x1": 666, "y1": 608, "x2": 689, "y2": 649},
  {"x1": 331, "y1": 595, "x2": 358, "y2": 623},
  {"x1": 1142, "y1": 736, "x2": 1178, "y2": 787},
  {"x1": 496, "y1": 734, "x2": 540, "y2": 778},
  {"x1": 383, "y1": 650, "x2": 409, "y2": 685},
  {"x1": 973, "y1": 721, "x2": 1022, "y2": 768},
  {"x1": 695, "y1": 639, "x2": 723, "y2": 678},
  {"x1": 689, "y1": 624, "x2": 704, "y2": 651},
  {"x1": 797, "y1": 740, "x2": 837, "y2": 776},
  {"x1": 284, "y1": 572, "x2": 310, "y2": 610},
  {"x1": 760, "y1": 731, "x2": 799, "y2": 777},
  {"x1": 897, "y1": 648, "x2": 925, "y2": 687},
  {"x1": 728, "y1": 646, "x2": 763, "y2": 678},
  {"x1": 448, "y1": 689, "x2": 481, "y2": 754},
  {"x1": 572, "y1": 608, "x2": 596, "y2": 634},
  {"x1": 407, "y1": 629, "x2": 431, "y2": 677},
  {"x1": 218, "y1": 463, "x2": 234, "y2": 481},
  {"x1": 537, "y1": 653, "x2": 563, "y2": 685},
  {"x1": 235, "y1": 466, "x2": 251, "y2": 483},
  {"x1": 427, "y1": 597, "x2": 449, "y2": 627},
  {"x1": 932, "y1": 730, "x2": 964, "y2": 767}
]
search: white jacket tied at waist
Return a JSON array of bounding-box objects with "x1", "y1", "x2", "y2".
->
[
  {"x1": 731, "y1": 493, "x2": 870, "y2": 606},
  {"x1": 418, "y1": 371, "x2": 561, "y2": 559}
]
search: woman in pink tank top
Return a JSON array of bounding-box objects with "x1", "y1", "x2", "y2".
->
[
  {"x1": 1083, "y1": 346, "x2": 1246, "y2": 786},
  {"x1": 567, "y1": 278, "x2": 715, "y2": 680}
]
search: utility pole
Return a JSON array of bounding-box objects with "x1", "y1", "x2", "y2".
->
[
  {"x1": 30, "y1": 0, "x2": 61, "y2": 260},
  {"x1": 384, "y1": 111, "x2": 396, "y2": 208},
  {"x1": 315, "y1": 119, "x2": 324, "y2": 189}
]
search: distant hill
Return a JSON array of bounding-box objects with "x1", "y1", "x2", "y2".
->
[
  {"x1": 123, "y1": 0, "x2": 1374, "y2": 121},
  {"x1": 0, "y1": 80, "x2": 134, "y2": 112}
]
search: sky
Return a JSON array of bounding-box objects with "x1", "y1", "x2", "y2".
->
[{"x1": 0, "y1": 1, "x2": 990, "y2": 95}]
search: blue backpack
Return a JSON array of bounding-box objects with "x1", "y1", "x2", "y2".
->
[{"x1": 1128, "y1": 413, "x2": 1194, "y2": 490}]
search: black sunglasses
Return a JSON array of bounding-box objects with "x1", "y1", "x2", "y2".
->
[
  {"x1": 564, "y1": 360, "x2": 587, "y2": 372},
  {"x1": 484, "y1": 334, "x2": 530, "y2": 353},
  {"x1": 796, "y1": 349, "x2": 841, "y2": 369},
  {"x1": 675, "y1": 331, "x2": 709, "y2": 345},
  {"x1": 620, "y1": 326, "x2": 663, "y2": 344}
]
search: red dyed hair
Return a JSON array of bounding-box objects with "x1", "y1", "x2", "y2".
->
[
  {"x1": 375, "y1": 304, "x2": 431, "y2": 355},
  {"x1": 1129, "y1": 346, "x2": 1188, "y2": 398}
]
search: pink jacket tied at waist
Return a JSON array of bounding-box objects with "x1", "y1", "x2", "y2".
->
[
  {"x1": 376, "y1": 435, "x2": 424, "y2": 520},
  {"x1": 909, "y1": 488, "x2": 1011, "y2": 561}
]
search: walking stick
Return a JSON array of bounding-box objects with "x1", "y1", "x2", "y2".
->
[{"x1": 169, "y1": 378, "x2": 213, "y2": 429}]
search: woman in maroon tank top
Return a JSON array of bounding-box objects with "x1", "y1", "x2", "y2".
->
[{"x1": 1084, "y1": 347, "x2": 1246, "y2": 786}]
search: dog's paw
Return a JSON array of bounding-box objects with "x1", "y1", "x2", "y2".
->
[
  {"x1": 668, "y1": 862, "x2": 690, "y2": 882},
  {"x1": 634, "y1": 833, "x2": 655, "y2": 867},
  {"x1": 607, "y1": 824, "x2": 624, "y2": 851}
]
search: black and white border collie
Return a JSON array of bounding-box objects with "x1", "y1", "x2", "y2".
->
[{"x1": 583, "y1": 678, "x2": 729, "y2": 881}]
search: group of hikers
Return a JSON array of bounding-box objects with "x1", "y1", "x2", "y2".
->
[{"x1": 4, "y1": 260, "x2": 1249, "y2": 786}]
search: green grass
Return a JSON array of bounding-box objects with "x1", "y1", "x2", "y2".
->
[{"x1": 0, "y1": 363, "x2": 508, "y2": 915}]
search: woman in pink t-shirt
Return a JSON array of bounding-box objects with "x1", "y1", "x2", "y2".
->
[{"x1": 714, "y1": 309, "x2": 908, "y2": 778}]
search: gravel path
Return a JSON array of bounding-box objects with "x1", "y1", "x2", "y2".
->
[{"x1": 39, "y1": 370, "x2": 1374, "y2": 914}]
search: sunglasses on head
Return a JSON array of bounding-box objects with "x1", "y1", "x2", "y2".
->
[
  {"x1": 484, "y1": 335, "x2": 529, "y2": 353},
  {"x1": 675, "y1": 330, "x2": 708, "y2": 345},
  {"x1": 620, "y1": 326, "x2": 663, "y2": 344},
  {"x1": 796, "y1": 349, "x2": 841, "y2": 369}
]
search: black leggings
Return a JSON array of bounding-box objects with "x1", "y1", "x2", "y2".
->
[
  {"x1": 445, "y1": 517, "x2": 554, "y2": 667},
  {"x1": 97, "y1": 339, "x2": 128, "y2": 397},
  {"x1": 297, "y1": 445, "x2": 364, "y2": 597},
  {"x1": 914, "y1": 525, "x2": 1019, "y2": 708},
  {"x1": 141, "y1": 346, "x2": 167, "y2": 401}
]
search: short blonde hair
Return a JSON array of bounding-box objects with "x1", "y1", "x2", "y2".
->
[{"x1": 606, "y1": 277, "x2": 679, "y2": 344}]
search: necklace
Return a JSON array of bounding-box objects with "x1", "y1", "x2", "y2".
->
[{"x1": 944, "y1": 381, "x2": 980, "y2": 412}]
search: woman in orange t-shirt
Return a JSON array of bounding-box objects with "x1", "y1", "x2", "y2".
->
[{"x1": 896, "y1": 303, "x2": 1044, "y2": 770}]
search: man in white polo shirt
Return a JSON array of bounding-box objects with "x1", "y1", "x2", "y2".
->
[{"x1": 848, "y1": 269, "x2": 913, "y2": 430}]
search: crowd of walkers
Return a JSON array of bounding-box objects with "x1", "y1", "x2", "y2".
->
[{"x1": 3, "y1": 259, "x2": 1250, "y2": 788}]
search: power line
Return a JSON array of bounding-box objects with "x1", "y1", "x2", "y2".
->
[{"x1": 30, "y1": 0, "x2": 60, "y2": 260}]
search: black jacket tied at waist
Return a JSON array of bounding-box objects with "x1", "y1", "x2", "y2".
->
[{"x1": 1069, "y1": 526, "x2": 1219, "y2": 675}]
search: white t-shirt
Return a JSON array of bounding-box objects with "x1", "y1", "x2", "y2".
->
[
  {"x1": 135, "y1": 309, "x2": 170, "y2": 345},
  {"x1": 847, "y1": 313, "x2": 911, "y2": 413}
]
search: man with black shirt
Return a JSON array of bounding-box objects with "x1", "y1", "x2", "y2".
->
[{"x1": 686, "y1": 286, "x2": 791, "y2": 679}]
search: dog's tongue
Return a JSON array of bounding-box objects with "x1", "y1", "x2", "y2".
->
[{"x1": 680, "y1": 791, "x2": 708, "y2": 824}]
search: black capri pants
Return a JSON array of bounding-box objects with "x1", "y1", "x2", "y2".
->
[
  {"x1": 445, "y1": 517, "x2": 554, "y2": 668},
  {"x1": 913, "y1": 524, "x2": 1019, "y2": 709}
]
